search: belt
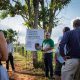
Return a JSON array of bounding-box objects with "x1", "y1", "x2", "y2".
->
[
  {"x1": 62, "y1": 56, "x2": 71, "y2": 65},
  {"x1": 65, "y1": 56, "x2": 72, "y2": 59}
]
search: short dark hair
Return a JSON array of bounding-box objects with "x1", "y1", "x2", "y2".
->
[
  {"x1": 73, "y1": 19, "x2": 80, "y2": 28},
  {"x1": 63, "y1": 27, "x2": 70, "y2": 32}
]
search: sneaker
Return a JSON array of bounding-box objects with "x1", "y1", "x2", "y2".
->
[
  {"x1": 11, "y1": 71, "x2": 15, "y2": 79},
  {"x1": 45, "y1": 76, "x2": 49, "y2": 79}
]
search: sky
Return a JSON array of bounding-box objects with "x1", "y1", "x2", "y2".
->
[
  {"x1": 51, "y1": 0, "x2": 80, "y2": 43},
  {"x1": 0, "y1": 0, "x2": 80, "y2": 44}
]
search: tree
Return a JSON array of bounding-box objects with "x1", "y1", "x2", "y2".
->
[
  {"x1": 39, "y1": 0, "x2": 71, "y2": 34},
  {"x1": 0, "y1": 29, "x2": 17, "y2": 42},
  {"x1": 0, "y1": 30, "x2": 7, "y2": 38},
  {"x1": 0, "y1": 0, "x2": 71, "y2": 68},
  {"x1": 7, "y1": 29, "x2": 17, "y2": 41},
  {"x1": 0, "y1": 0, "x2": 71, "y2": 32}
]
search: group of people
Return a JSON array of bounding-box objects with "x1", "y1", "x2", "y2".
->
[
  {"x1": 0, "y1": 18, "x2": 80, "y2": 80},
  {"x1": 39, "y1": 19, "x2": 80, "y2": 80},
  {"x1": 59, "y1": 19, "x2": 80, "y2": 80}
]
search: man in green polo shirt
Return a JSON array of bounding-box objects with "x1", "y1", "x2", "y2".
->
[{"x1": 42, "y1": 32, "x2": 54, "y2": 79}]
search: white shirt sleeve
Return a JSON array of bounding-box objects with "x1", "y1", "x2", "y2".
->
[{"x1": 8, "y1": 43, "x2": 14, "y2": 54}]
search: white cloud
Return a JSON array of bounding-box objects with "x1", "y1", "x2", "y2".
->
[
  {"x1": 0, "y1": 14, "x2": 74, "y2": 44},
  {"x1": 0, "y1": 15, "x2": 25, "y2": 31},
  {"x1": 0, "y1": 15, "x2": 27, "y2": 44}
]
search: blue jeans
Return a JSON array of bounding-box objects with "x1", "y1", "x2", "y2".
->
[
  {"x1": 0, "y1": 65, "x2": 9, "y2": 80},
  {"x1": 44, "y1": 52, "x2": 53, "y2": 77}
]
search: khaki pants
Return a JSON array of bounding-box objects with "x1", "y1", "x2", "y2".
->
[
  {"x1": 61, "y1": 59, "x2": 79, "y2": 80},
  {"x1": 74, "y1": 60, "x2": 80, "y2": 80}
]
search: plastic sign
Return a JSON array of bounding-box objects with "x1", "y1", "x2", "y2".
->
[{"x1": 26, "y1": 29, "x2": 44, "y2": 51}]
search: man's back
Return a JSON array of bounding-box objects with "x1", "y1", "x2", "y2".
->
[
  {"x1": 0, "y1": 32, "x2": 8, "y2": 61},
  {"x1": 60, "y1": 19, "x2": 80, "y2": 80},
  {"x1": 60, "y1": 28, "x2": 80, "y2": 58}
]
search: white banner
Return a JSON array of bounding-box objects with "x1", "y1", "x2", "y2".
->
[{"x1": 26, "y1": 29, "x2": 44, "y2": 51}]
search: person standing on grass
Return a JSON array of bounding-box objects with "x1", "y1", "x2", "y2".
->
[
  {"x1": 59, "y1": 19, "x2": 80, "y2": 80},
  {"x1": 54, "y1": 27, "x2": 70, "y2": 80},
  {"x1": 42, "y1": 32, "x2": 54, "y2": 79},
  {"x1": 6, "y1": 37, "x2": 15, "y2": 72}
]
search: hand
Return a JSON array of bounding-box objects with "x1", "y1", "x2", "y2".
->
[
  {"x1": 41, "y1": 49, "x2": 45, "y2": 52},
  {"x1": 63, "y1": 56, "x2": 67, "y2": 61},
  {"x1": 43, "y1": 48, "x2": 49, "y2": 52},
  {"x1": 35, "y1": 43, "x2": 40, "y2": 50}
]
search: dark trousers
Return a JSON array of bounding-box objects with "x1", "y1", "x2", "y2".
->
[
  {"x1": 55, "y1": 60, "x2": 62, "y2": 76},
  {"x1": 6, "y1": 53, "x2": 15, "y2": 71},
  {"x1": 44, "y1": 52, "x2": 53, "y2": 77}
]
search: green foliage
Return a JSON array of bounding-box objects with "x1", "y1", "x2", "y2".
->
[
  {"x1": 0, "y1": 30, "x2": 7, "y2": 38},
  {"x1": 0, "y1": 0, "x2": 10, "y2": 10},
  {"x1": 7, "y1": 29, "x2": 17, "y2": 41},
  {"x1": 39, "y1": 7, "x2": 49, "y2": 21},
  {"x1": 0, "y1": 10, "x2": 8, "y2": 19},
  {"x1": 9, "y1": 6, "x2": 16, "y2": 17},
  {"x1": 1, "y1": 29, "x2": 17, "y2": 42},
  {"x1": 0, "y1": 0, "x2": 71, "y2": 32}
]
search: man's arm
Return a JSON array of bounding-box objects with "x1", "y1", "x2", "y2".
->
[
  {"x1": 43, "y1": 47, "x2": 53, "y2": 52},
  {"x1": 0, "y1": 32, "x2": 8, "y2": 61},
  {"x1": 43, "y1": 39, "x2": 54, "y2": 52}
]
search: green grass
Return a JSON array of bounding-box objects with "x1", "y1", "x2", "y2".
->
[{"x1": 14, "y1": 53, "x2": 51, "y2": 80}]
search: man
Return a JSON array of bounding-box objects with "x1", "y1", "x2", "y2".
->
[
  {"x1": 0, "y1": 32, "x2": 8, "y2": 61},
  {"x1": 0, "y1": 31, "x2": 9, "y2": 80},
  {"x1": 42, "y1": 32, "x2": 54, "y2": 79},
  {"x1": 6, "y1": 37, "x2": 15, "y2": 72},
  {"x1": 59, "y1": 19, "x2": 80, "y2": 80},
  {"x1": 55, "y1": 27, "x2": 70, "y2": 80}
]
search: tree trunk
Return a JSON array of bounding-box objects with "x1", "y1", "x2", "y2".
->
[
  {"x1": 27, "y1": 0, "x2": 33, "y2": 28},
  {"x1": 40, "y1": 0, "x2": 47, "y2": 32},
  {"x1": 32, "y1": 0, "x2": 39, "y2": 68},
  {"x1": 32, "y1": 51, "x2": 38, "y2": 68},
  {"x1": 33, "y1": 0, "x2": 39, "y2": 28}
]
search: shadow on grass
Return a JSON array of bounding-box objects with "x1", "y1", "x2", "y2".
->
[{"x1": 15, "y1": 69, "x2": 45, "y2": 77}]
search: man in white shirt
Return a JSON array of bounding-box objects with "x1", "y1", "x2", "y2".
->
[{"x1": 6, "y1": 38, "x2": 15, "y2": 72}]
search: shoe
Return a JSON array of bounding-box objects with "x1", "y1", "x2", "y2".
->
[
  {"x1": 49, "y1": 76, "x2": 55, "y2": 80},
  {"x1": 45, "y1": 76, "x2": 49, "y2": 79}
]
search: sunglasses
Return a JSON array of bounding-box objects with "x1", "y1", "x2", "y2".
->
[{"x1": 46, "y1": 35, "x2": 49, "y2": 36}]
